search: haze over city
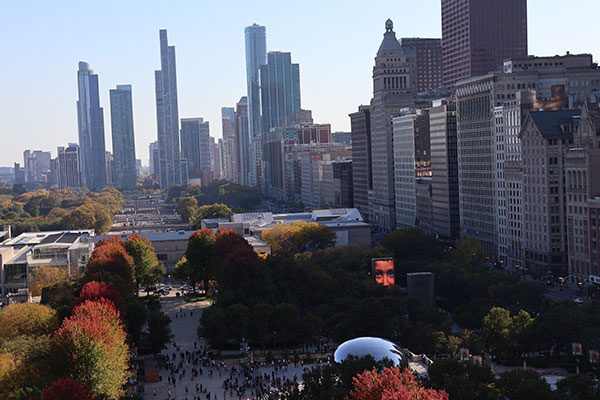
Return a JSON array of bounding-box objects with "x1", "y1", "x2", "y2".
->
[{"x1": 1, "y1": 0, "x2": 599, "y2": 164}]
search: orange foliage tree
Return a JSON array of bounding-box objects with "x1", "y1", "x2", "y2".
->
[
  {"x1": 77, "y1": 281, "x2": 123, "y2": 313},
  {"x1": 348, "y1": 367, "x2": 449, "y2": 400},
  {"x1": 85, "y1": 244, "x2": 136, "y2": 295},
  {"x1": 51, "y1": 299, "x2": 130, "y2": 400}
]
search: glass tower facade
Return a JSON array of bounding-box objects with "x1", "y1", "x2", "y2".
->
[
  {"x1": 77, "y1": 61, "x2": 107, "y2": 191},
  {"x1": 110, "y1": 85, "x2": 137, "y2": 189}
]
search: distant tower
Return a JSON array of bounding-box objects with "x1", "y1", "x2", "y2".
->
[
  {"x1": 441, "y1": 0, "x2": 528, "y2": 86},
  {"x1": 369, "y1": 19, "x2": 417, "y2": 231},
  {"x1": 244, "y1": 24, "x2": 267, "y2": 187},
  {"x1": 155, "y1": 29, "x2": 187, "y2": 188},
  {"x1": 110, "y1": 84, "x2": 137, "y2": 189},
  {"x1": 77, "y1": 61, "x2": 107, "y2": 191}
]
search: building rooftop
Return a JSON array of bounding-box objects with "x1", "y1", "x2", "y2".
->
[
  {"x1": 96, "y1": 230, "x2": 197, "y2": 244},
  {"x1": 529, "y1": 109, "x2": 581, "y2": 139},
  {"x1": 2, "y1": 230, "x2": 93, "y2": 247}
]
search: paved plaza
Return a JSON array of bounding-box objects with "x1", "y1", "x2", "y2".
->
[{"x1": 143, "y1": 294, "x2": 320, "y2": 399}]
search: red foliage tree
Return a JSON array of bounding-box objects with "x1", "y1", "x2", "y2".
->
[
  {"x1": 77, "y1": 281, "x2": 123, "y2": 313},
  {"x1": 348, "y1": 367, "x2": 449, "y2": 400},
  {"x1": 221, "y1": 248, "x2": 265, "y2": 290},
  {"x1": 52, "y1": 299, "x2": 130, "y2": 399},
  {"x1": 214, "y1": 228, "x2": 252, "y2": 260},
  {"x1": 95, "y1": 235, "x2": 124, "y2": 249},
  {"x1": 43, "y1": 378, "x2": 98, "y2": 400},
  {"x1": 85, "y1": 244, "x2": 136, "y2": 295}
]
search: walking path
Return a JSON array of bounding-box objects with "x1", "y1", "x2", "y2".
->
[{"x1": 143, "y1": 294, "x2": 318, "y2": 399}]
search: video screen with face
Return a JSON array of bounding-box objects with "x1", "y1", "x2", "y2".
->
[{"x1": 372, "y1": 258, "x2": 395, "y2": 287}]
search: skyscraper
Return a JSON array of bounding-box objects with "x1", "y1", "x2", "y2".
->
[
  {"x1": 57, "y1": 144, "x2": 82, "y2": 189},
  {"x1": 149, "y1": 141, "x2": 159, "y2": 178},
  {"x1": 260, "y1": 51, "x2": 301, "y2": 133},
  {"x1": 400, "y1": 38, "x2": 443, "y2": 93},
  {"x1": 350, "y1": 106, "x2": 372, "y2": 222},
  {"x1": 110, "y1": 84, "x2": 137, "y2": 189},
  {"x1": 155, "y1": 29, "x2": 187, "y2": 188},
  {"x1": 244, "y1": 24, "x2": 267, "y2": 187},
  {"x1": 235, "y1": 97, "x2": 250, "y2": 185},
  {"x1": 77, "y1": 61, "x2": 107, "y2": 191},
  {"x1": 221, "y1": 107, "x2": 235, "y2": 137},
  {"x1": 370, "y1": 19, "x2": 417, "y2": 231},
  {"x1": 180, "y1": 118, "x2": 211, "y2": 178},
  {"x1": 441, "y1": 0, "x2": 528, "y2": 87}
]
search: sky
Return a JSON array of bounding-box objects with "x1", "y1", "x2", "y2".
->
[{"x1": 1, "y1": 0, "x2": 599, "y2": 166}]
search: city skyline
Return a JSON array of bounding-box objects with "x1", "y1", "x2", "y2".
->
[{"x1": 2, "y1": 0, "x2": 600, "y2": 165}]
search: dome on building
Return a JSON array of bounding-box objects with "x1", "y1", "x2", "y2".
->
[{"x1": 334, "y1": 337, "x2": 407, "y2": 367}]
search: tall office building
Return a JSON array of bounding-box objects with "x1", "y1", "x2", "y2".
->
[
  {"x1": 155, "y1": 29, "x2": 187, "y2": 188},
  {"x1": 244, "y1": 24, "x2": 267, "y2": 187},
  {"x1": 149, "y1": 141, "x2": 159, "y2": 178},
  {"x1": 260, "y1": 51, "x2": 301, "y2": 133},
  {"x1": 23, "y1": 150, "x2": 51, "y2": 183},
  {"x1": 221, "y1": 107, "x2": 235, "y2": 137},
  {"x1": 350, "y1": 106, "x2": 372, "y2": 222},
  {"x1": 429, "y1": 99, "x2": 460, "y2": 241},
  {"x1": 441, "y1": 0, "x2": 528, "y2": 87},
  {"x1": 400, "y1": 38, "x2": 443, "y2": 93},
  {"x1": 392, "y1": 110, "x2": 431, "y2": 230},
  {"x1": 370, "y1": 19, "x2": 417, "y2": 231},
  {"x1": 109, "y1": 85, "x2": 137, "y2": 189},
  {"x1": 77, "y1": 61, "x2": 107, "y2": 191},
  {"x1": 180, "y1": 118, "x2": 211, "y2": 178},
  {"x1": 57, "y1": 144, "x2": 82, "y2": 189},
  {"x1": 235, "y1": 97, "x2": 250, "y2": 185}
]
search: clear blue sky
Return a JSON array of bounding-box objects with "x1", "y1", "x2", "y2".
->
[{"x1": 1, "y1": 0, "x2": 598, "y2": 166}]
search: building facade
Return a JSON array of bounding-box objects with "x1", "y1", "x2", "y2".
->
[
  {"x1": 109, "y1": 84, "x2": 137, "y2": 189},
  {"x1": 400, "y1": 38, "x2": 442, "y2": 93},
  {"x1": 77, "y1": 61, "x2": 107, "y2": 191},
  {"x1": 23, "y1": 150, "x2": 51, "y2": 184},
  {"x1": 57, "y1": 144, "x2": 82, "y2": 189},
  {"x1": 155, "y1": 29, "x2": 187, "y2": 188},
  {"x1": 429, "y1": 99, "x2": 460, "y2": 241},
  {"x1": 180, "y1": 118, "x2": 211, "y2": 180},
  {"x1": 370, "y1": 19, "x2": 417, "y2": 232},
  {"x1": 441, "y1": 0, "x2": 528, "y2": 87},
  {"x1": 350, "y1": 106, "x2": 372, "y2": 221},
  {"x1": 245, "y1": 24, "x2": 267, "y2": 187}
]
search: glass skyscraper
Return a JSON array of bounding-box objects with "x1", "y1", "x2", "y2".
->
[
  {"x1": 77, "y1": 61, "x2": 107, "y2": 191},
  {"x1": 244, "y1": 24, "x2": 266, "y2": 187},
  {"x1": 110, "y1": 84, "x2": 137, "y2": 189},
  {"x1": 155, "y1": 29, "x2": 187, "y2": 188},
  {"x1": 259, "y1": 51, "x2": 301, "y2": 133}
]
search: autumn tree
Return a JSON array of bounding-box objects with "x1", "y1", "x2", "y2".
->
[
  {"x1": 124, "y1": 234, "x2": 164, "y2": 291},
  {"x1": 0, "y1": 303, "x2": 58, "y2": 343},
  {"x1": 85, "y1": 244, "x2": 136, "y2": 295},
  {"x1": 349, "y1": 367, "x2": 449, "y2": 400},
  {"x1": 220, "y1": 248, "x2": 266, "y2": 291},
  {"x1": 185, "y1": 229, "x2": 216, "y2": 292},
  {"x1": 42, "y1": 378, "x2": 98, "y2": 400},
  {"x1": 95, "y1": 235, "x2": 124, "y2": 249},
  {"x1": 77, "y1": 281, "x2": 123, "y2": 312},
  {"x1": 51, "y1": 299, "x2": 130, "y2": 400},
  {"x1": 175, "y1": 196, "x2": 198, "y2": 223},
  {"x1": 262, "y1": 221, "x2": 335, "y2": 254},
  {"x1": 29, "y1": 266, "x2": 70, "y2": 297}
]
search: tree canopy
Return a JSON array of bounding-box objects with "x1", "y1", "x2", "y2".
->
[{"x1": 262, "y1": 221, "x2": 336, "y2": 254}]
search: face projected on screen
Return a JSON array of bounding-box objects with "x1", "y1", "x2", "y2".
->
[{"x1": 374, "y1": 260, "x2": 395, "y2": 286}]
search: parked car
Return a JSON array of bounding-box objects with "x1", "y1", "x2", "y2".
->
[
  {"x1": 162, "y1": 286, "x2": 173, "y2": 291},
  {"x1": 573, "y1": 297, "x2": 584, "y2": 304},
  {"x1": 179, "y1": 285, "x2": 192, "y2": 291}
]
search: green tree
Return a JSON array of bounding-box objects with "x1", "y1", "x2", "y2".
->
[
  {"x1": 271, "y1": 303, "x2": 299, "y2": 348},
  {"x1": 147, "y1": 309, "x2": 173, "y2": 354},
  {"x1": 185, "y1": 229, "x2": 216, "y2": 293},
  {"x1": 451, "y1": 237, "x2": 488, "y2": 267},
  {"x1": 124, "y1": 296, "x2": 148, "y2": 344},
  {"x1": 124, "y1": 234, "x2": 164, "y2": 291},
  {"x1": 556, "y1": 374, "x2": 599, "y2": 400},
  {"x1": 427, "y1": 359, "x2": 500, "y2": 400},
  {"x1": 248, "y1": 303, "x2": 273, "y2": 353},
  {"x1": 382, "y1": 228, "x2": 443, "y2": 262},
  {"x1": 192, "y1": 203, "x2": 232, "y2": 227},
  {"x1": 481, "y1": 307, "x2": 512, "y2": 356},
  {"x1": 200, "y1": 307, "x2": 227, "y2": 348},
  {"x1": 175, "y1": 196, "x2": 198, "y2": 223},
  {"x1": 496, "y1": 370, "x2": 558, "y2": 400}
]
